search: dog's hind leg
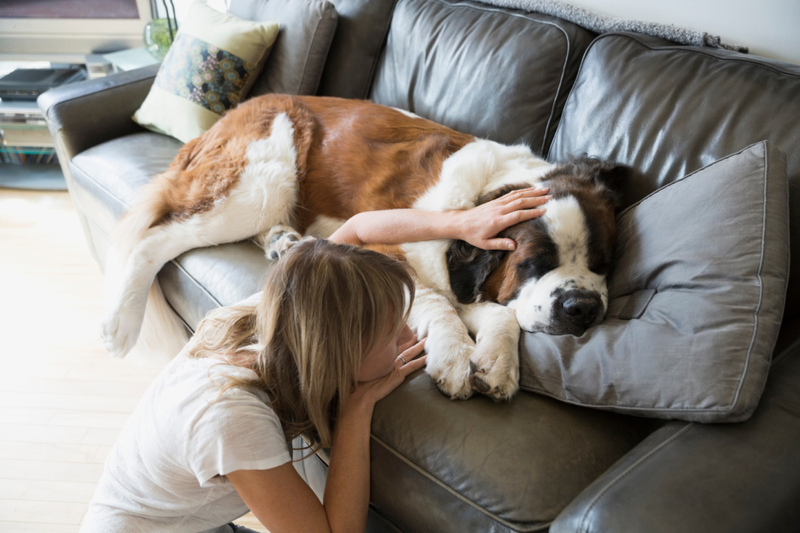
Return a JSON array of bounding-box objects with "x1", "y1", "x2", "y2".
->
[
  {"x1": 253, "y1": 225, "x2": 303, "y2": 261},
  {"x1": 102, "y1": 221, "x2": 207, "y2": 357},
  {"x1": 103, "y1": 111, "x2": 303, "y2": 357}
]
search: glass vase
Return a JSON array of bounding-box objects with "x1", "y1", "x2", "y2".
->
[{"x1": 143, "y1": 18, "x2": 177, "y2": 61}]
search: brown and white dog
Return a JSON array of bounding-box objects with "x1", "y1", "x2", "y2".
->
[{"x1": 102, "y1": 94, "x2": 625, "y2": 401}]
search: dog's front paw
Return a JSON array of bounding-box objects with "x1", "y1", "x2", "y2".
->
[
  {"x1": 265, "y1": 225, "x2": 302, "y2": 261},
  {"x1": 468, "y1": 346, "x2": 519, "y2": 402},
  {"x1": 425, "y1": 342, "x2": 474, "y2": 400}
]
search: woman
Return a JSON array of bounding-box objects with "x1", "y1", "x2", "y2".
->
[{"x1": 81, "y1": 187, "x2": 550, "y2": 533}]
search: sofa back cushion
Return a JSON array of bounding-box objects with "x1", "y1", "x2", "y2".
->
[
  {"x1": 316, "y1": 0, "x2": 397, "y2": 99},
  {"x1": 369, "y1": 0, "x2": 595, "y2": 155},
  {"x1": 228, "y1": 0, "x2": 338, "y2": 96},
  {"x1": 549, "y1": 33, "x2": 800, "y2": 322}
]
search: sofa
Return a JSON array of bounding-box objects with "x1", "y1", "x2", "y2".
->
[{"x1": 38, "y1": 0, "x2": 800, "y2": 531}]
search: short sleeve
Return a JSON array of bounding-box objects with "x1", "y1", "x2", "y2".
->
[{"x1": 187, "y1": 387, "x2": 292, "y2": 487}]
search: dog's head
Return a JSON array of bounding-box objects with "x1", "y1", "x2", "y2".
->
[{"x1": 447, "y1": 156, "x2": 629, "y2": 336}]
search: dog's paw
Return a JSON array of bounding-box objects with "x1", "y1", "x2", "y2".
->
[
  {"x1": 265, "y1": 225, "x2": 302, "y2": 261},
  {"x1": 468, "y1": 347, "x2": 519, "y2": 402},
  {"x1": 101, "y1": 310, "x2": 139, "y2": 358},
  {"x1": 425, "y1": 343, "x2": 474, "y2": 400}
]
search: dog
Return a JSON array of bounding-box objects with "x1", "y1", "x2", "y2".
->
[{"x1": 102, "y1": 94, "x2": 625, "y2": 401}]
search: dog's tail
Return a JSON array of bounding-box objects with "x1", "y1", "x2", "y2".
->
[
  {"x1": 103, "y1": 171, "x2": 185, "y2": 359},
  {"x1": 124, "y1": 279, "x2": 190, "y2": 365}
]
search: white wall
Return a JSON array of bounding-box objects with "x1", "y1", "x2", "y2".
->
[
  {"x1": 155, "y1": 0, "x2": 800, "y2": 65},
  {"x1": 560, "y1": 0, "x2": 800, "y2": 65}
]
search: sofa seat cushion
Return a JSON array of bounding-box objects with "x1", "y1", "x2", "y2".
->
[
  {"x1": 369, "y1": 0, "x2": 595, "y2": 155},
  {"x1": 548, "y1": 32, "x2": 800, "y2": 323},
  {"x1": 369, "y1": 371, "x2": 659, "y2": 532}
]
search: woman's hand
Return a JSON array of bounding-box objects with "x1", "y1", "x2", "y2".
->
[
  {"x1": 452, "y1": 187, "x2": 551, "y2": 251},
  {"x1": 350, "y1": 337, "x2": 427, "y2": 409}
]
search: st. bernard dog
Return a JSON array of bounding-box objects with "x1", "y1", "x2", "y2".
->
[{"x1": 102, "y1": 94, "x2": 625, "y2": 401}]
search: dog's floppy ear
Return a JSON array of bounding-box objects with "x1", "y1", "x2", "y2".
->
[
  {"x1": 446, "y1": 182, "x2": 531, "y2": 303},
  {"x1": 570, "y1": 155, "x2": 631, "y2": 211},
  {"x1": 447, "y1": 241, "x2": 505, "y2": 304}
]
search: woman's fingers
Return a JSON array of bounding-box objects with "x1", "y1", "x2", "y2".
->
[
  {"x1": 397, "y1": 338, "x2": 426, "y2": 365},
  {"x1": 397, "y1": 354, "x2": 427, "y2": 377},
  {"x1": 499, "y1": 187, "x2": 550, "y2": 204},
  {"x1": 500, "y1": 194, "x2": 552, "y2": 215}
]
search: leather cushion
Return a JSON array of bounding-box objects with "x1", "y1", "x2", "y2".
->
[
  {"x1": 548, "y1": 32, "x2": 800, "y2": 323},
  {"x1": 317, "y1": 0, "x2": 397, "y2": 99},
  {"x1": 522, "y1": 142, "x2": 790, "y2": 423},
  {"x1": 369, "y1": 369, "x2": 659, "y2": 531},
  {"x1": 228, "y1": 0, "x2": 338, "y2": 96},
  {"x1": 369, "y1": 0, "x2": 595, "y2": 155}
]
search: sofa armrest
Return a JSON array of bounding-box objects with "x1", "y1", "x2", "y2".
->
[
  {"x1": 551, "y1": 321, "x2": 800, "y2": 533},
  {"x1": 37, "y1": 64, "x2": 159, "y2": 161}
]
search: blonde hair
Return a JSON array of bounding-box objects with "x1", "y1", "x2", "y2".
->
[{"x1": 186, "y1": 238, "x2": 415, "y2": 454}]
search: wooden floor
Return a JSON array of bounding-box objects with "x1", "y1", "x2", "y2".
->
[{"x1": 0, "y1": 189, "x2": 267, "y2": 532}]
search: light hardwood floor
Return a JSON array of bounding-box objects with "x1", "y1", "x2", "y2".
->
[{"x1": 0, "y1": 189, "x2": 267, "y2": 532}]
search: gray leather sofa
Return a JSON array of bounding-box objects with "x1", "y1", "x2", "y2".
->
[{"x1": 39, "y1": 0, "x2": 800, "y2": 531}]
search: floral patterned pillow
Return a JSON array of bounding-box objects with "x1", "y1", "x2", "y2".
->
[{"x1": 133, "y1": 0, "x2": 279, "y2": 143}]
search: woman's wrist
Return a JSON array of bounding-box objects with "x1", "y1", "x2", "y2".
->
[{"x1": 441, "y1": 209, "x2": 467, "y2": 242}]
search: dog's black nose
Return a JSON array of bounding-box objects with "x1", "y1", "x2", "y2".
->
[{"x1": 558, "y1": 290, "x2": 601, "y2": 327}]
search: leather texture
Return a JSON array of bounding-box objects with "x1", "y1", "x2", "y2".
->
[
  {"x1": 38, "y1": 64, "x2": 158, "y2": 161},
  {"x1": 317, "y1": 0, "x2": 398, "y2": 99},
  {"x1": 548, "y1": 32, "x2": 800, "y2": 323},
  {"x1": 228, "y1": 0, "x2": 338, "y2": 96},
  {"x1": 551, "y1": 327, "x2": 800, "y2": 533},
  {"x1": 369, "y1": 0, "x2": 595, "y2": 155},
  {"x1": 368, "y1": 370, "x2": 659, "y2": 531}
]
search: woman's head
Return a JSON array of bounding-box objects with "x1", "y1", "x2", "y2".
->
[
  {"x1": 256, "y1": 238, "x2": 415, "y2": 447},
  {"x1": 190, "y1": 238, "x2": 415, "y2": 450}
]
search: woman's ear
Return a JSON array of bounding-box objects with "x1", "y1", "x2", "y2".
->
[{"x1": 446, "y1": 240, "x2": 505, "y2": 304}]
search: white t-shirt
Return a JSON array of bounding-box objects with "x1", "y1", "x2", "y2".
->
[{"x1": 81, "y1": 352, "x2": 292, "y2": 533}]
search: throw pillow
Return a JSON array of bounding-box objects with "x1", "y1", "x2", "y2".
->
[
  {"x1": 132, "y1": 0, "x2": 280, "y2": 143},
  {"x1": 519, "y1": 141, "x2": 790, "y2": 423}
]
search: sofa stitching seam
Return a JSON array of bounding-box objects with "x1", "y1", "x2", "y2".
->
[
  {"x1": 615, "y1": 141, "x2": 763, "y2": 220},
  {"x1": 298, "y1": 4, "x2": 333, "y2": 95},
  {"x1": 605, "y1": 32, "x2": 800, "y2": 77},
  {"x1": 730, "y1": 143, "x2": 769, "y2": 410},
  {"x1": 577, "y1": 423, "x2": 693, "y2": 533},
  {"x1": 370, "y1": 434, "x2": 551, "y2": 532}
]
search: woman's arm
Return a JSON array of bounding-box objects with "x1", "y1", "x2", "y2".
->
[
  {"x1": 329, "y1": 187, "x2": 551, "y2": 251},
  {"x1": 227, "y1": 340, "x2": 428, "y2": 533}
]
